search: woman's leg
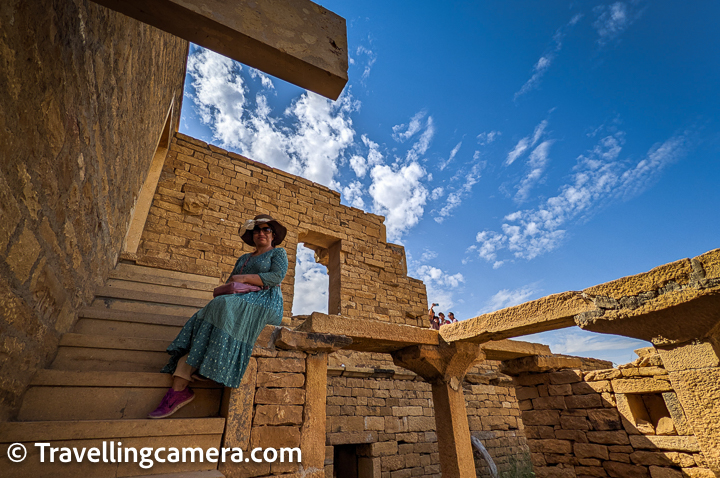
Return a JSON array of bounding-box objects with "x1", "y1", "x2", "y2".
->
[{"x1": 172, "y1": 354, "x2": 196, "y2": 391}]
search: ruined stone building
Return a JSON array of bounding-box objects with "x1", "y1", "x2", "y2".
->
[{"x1": 2, "y1": 1, "x2": 720, "y2": 478}]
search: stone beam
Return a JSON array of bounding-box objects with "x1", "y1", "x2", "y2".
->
[
  {"x1": 440, "y1": 291, "x2": 593, "y2": 344},
  {"x1": 441, "y1": 248, "x2": 720, "y2": 346},
  {"x1": 576, "y1": 248, "x2": 720, "y2": 346},
  {"x1": 392, "y1": 343, "x2": 485, "y2": 478},
  {"x1": 273, "y1": 327, "x2": 352, "y2": 353},
  {"x1": 295, "y1": 312, "x2": 439, "y2": 352},
  {"x1": 90, "y1": 0, "x2": 348, "y2": 99},
  {"x1": 480, "y1": 339, "x2": 551, "y2": 361}
]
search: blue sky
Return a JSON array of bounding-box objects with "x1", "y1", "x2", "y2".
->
[{"x1": 179, "y1": 1, "x2": 720, "y2": 365}]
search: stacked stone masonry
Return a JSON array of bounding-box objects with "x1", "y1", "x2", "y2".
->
[
  {"x1": 134, "y1": 133, "x2": 428, "y2": 324},
  {"x1": 325, "y1": 350, "x2": 530, "y2": 478},
  {"x1": 506, "y1": 349, "x2": 713, "y2": 478},
  {"x1": 0, "y1": 0, "x2": 187, "y2": 420}
]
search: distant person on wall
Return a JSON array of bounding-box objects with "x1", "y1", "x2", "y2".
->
[
  {"x1": 148, "y1": 214, "x2": 289, "y2": 419},
  {"x1": 428, "y1": 303, "x2": 440, "y2": 330},
  {"x1": 438, "y1": 312, "x2": 447, "y2": 326},
  {"x1": 448, "y1": 312, "x2": 458, "y2": 323}
]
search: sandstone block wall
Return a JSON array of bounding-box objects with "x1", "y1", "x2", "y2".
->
[
  {"x1": 324, "y1": 352, "x2": 529, "y2": 478},
  {"x1": 134, "y1": 133, "x2": 428, "y2": 324},
  {"x1": 507, "y1": 351, "x2": 712, "y2": 478},
  {"x1": 220, "y1": 326, "x2": 331, "y2": 478},
  {"x1": 0, "y1": 0, "x2": 187, "y2": 420}
]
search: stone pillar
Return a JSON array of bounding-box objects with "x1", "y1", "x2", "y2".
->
[
  {"x1": 657, "y1": 341, "x2": 720, "y2": 476},
  {"x1": 392, "y1": 343, "x2": 484, "y2": 478},
  {"x1": 219, "y1": 358, "x2": 258, "y2": 478},
  {"x1": 328, "y1": 241, "x2": 342, "y2": 315},
  {"x1": 300, "y1": 352, "x2": 329, "y2": 475}
]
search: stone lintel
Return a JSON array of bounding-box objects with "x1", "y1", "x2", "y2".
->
[
  {"x1": 296, "y1": 313, "x2": 439, "y2": 352},
  {"x1": 440, "y1": 291, "x2": 592, "y2": 344},
  {"x1": 499, "y1": 355, "x2": 583, "y2": 376},
  {"x1": 480, "y1": 339, "x2": 551, "y2": 361},
  {"x1": 441, "y1": 248, "x2": 720, "y2": 346},
  {"x1": 90, "y1": 0, "x2": 349, "y2": 99},
  {"x1": 274, "y1": 327, "x2": 352, "y2": 352},
  {"x1": 611, "y1": 377, "x2": 673, "y2": 394}
]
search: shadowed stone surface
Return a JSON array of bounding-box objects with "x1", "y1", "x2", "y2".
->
[
  {"x1": 89, "y1": 0, "x2": 349, "y2": 99},
  {"x1": 0, "y1": 0, "x2": 187, "y2": 420}
]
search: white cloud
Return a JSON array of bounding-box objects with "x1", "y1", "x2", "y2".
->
[
  {"x1": 475, "y1": 131, "x2": 687, "y2": 264},
  {"x1": 355, "y1": 45, "x2": 377, "y2": 81},
  {"x1": 406, "y1": 117, "x2": 435, "y2": 163},
  {"x1": 506, "y1": 119, "x2": 548, "y2": 166},
  {"x1": 186, "y1": 47, "x2": 357, "y2": 189},
  {"x1": 439, "y1": 141, "x2": 462, "y2": 171},
  {"x1": 284, "y1": 93, "x2": 357, "y2": 188},
  {"x1": 415, "y1": 265, "x2": 465, "y2": 311},
  {"x1": 349, "y1": 134, "x2": 386, "y2": 179},
  {"x1": 514, "y1": 140, "x2": 554, "y2": 202},
  {"x1": 430, "y1": 187, "x2": 444, "y2": 200},
  {"x1": 514, "y1": 15, "x2": 582, "y2": 100},
  {"x1": 433, "y1": 161, "x2": 483, "y2": 223},
  {"x1": 349, "y1": 155, "x2": 367, "y2": 178},
  {"x1": 506, "y1": 138, "x2": 530, "y2": 166},
  {"x1": 291, "y1": 246, "x2": 329, "y2": 315},
  {"x1": 593, "y1": 2, "x2": 641, "y2": 46},
  {"x1": 369, "y1": 162, "x2": 428, "y2": 241},
  {"x1": 478, "y1": 285, "x2": 539, "y2": 315},
  {"x1": 248, "y1": 67, "x2": 275, "y2": 90},
  {"x1": 420, "y1": 249, "x2": 438, "y2": 262},
  {"x1": 474, "y1": 231, "x2": 506, "y2": 262},
  {"x1": 392, "y1": 111, "x2": 426, "y2": 142},
  {"x1": 477, "y1": 131, "x2": 501, "y2": 146},
  {"x1": 391, "y1": 112, "x2": 435, "y2": 164},
  {"x1": 342, "y1": 181, "x2": 365, "y2": 209}
]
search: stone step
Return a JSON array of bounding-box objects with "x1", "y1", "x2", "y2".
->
[
  {"x1": 75, "y1": 307, "x2": 186, "y2": 341},
  {"x1": 0, "y1": 418, "x2": 225, "y2": 478},
  {"x1": 94, "y1": 286, "x2": 210, "y2": 308},
  {"x1": 91, "y1": 297, "x2": 201, "y2": 317},
  {"x1": 74, "y1": 317, "x2": 182, "y2": 341},
  {"x1": 106, "y1": 278, "x2": 215, "y2": 301},
  {"x1": 51, "y1": 334, "x2": 172, "y2": 372},
  {"x1": 18, "y1": 370, "x2": 223, "y2": 421},
  {"x1": 0, "y1": 417, "x2": 225, "y2": 442},
  {"x1": 79, "y1": 306, "x2": 190, "y2": 327},
  {"x1": 114, "y1": 263, "x2": 221, "y2": 286},
  {"x1": 135, "y1": 472, "x2": 225, "y2": 478}
]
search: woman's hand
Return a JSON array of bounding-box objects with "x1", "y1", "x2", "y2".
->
[{"x1": 229, "y1": 274, "x2": 265, "y2": 286}]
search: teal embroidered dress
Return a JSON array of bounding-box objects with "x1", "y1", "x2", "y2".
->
[{"x1": 161, "y1": 247, "x2": 288, "y2": 387}]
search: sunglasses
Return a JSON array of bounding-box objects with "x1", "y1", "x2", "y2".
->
[{"x1": 252, "y1": 227, "x2": 273, "y2": 235}]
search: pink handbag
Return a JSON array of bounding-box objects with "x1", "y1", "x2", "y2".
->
[
  {"x1": 213, "y1": 255, "x2": 261, "y2": 297},
  {"x1": 213, "y1": 281, "x2": 261, "y2": 297}
]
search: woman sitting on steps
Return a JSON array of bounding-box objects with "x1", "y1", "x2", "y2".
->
[{"x1": 148, "y1": 214, "x2": 289, "y2": 419}]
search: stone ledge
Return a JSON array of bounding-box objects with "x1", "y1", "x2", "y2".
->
[{"x1": 629, "y1": 435, "x2": 701, "y2": 453}]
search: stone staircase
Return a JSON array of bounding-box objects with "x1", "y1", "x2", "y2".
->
[{"x1": 1, "y1": 263, "x2": 230, "y2": 478}]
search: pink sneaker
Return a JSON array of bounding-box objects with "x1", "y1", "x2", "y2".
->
[{"x1": 148, "y1": 387, "x2": 195, "y2": 419}]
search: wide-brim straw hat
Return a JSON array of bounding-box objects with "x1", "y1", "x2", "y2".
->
[{"x1": 240, "y1": 214, "x2": 287, "y2": 246}]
